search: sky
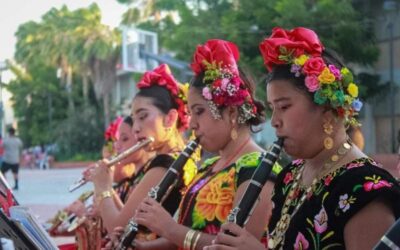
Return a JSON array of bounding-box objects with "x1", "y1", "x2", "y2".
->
[{"x1": 0, "y1": 0, "x2": 127, "y2": 62}]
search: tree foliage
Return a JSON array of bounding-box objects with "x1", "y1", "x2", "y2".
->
[
  {"x1": 120, "y1": 0, "x2": 379, "y2": 100},
  {"x1": 9, "y1": 4, "x2": 120, "y2": 159}
]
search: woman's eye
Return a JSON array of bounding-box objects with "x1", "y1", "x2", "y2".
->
[
  {"x1": 279, "y1": 104, "x2": 291, "y2": 110},
  {"x1": 194, "y1": 108, "x2": 204, "y2": 116},
  {"x1": 139, "y1": 113, "x2": 148, "y2": 120}
]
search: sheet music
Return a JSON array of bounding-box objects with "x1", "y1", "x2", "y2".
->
[
  {"x1": 9, "y1": 206, "x2": 58, "y2": 250},
  {"x1": 0, "y1": 209, "x2": 37, "y2": 250}
]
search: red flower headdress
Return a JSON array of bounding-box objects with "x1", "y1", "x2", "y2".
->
[
  {"x1": 259, "y1": 27, "x2": 362, "y2": 125},
  {"x1": 137, "y1": 64, "x2": 189, "y2": 131},
  {"x1": 104, "y1": 116, "x2": 123, "y2": 153},
  {"x1": 104, "y1": 116, "x2": 123, "y2": 142},
  {"x1": 191, "y1": 39, "x2": 257, "y2": 123}
]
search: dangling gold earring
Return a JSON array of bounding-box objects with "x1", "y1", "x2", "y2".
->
[
  {"x1": 323, "y1": 119, "x2": 333, "y2": 150},
  {"x1": 231, "y1": 128, "x2": 238, "y2": 140},
  {"x1": 231, "y1": 119, "x2": 238, "y2": 140}
]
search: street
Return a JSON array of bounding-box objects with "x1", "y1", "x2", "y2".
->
[{"x1": 2, "y1": 167, "x2": 92, "y2": 246}]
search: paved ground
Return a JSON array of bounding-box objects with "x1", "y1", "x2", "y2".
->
[{"x1": 3, "y1": 167, "x2": 93, "y2": 245}]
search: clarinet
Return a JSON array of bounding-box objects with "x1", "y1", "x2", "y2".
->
[
  {"x1": 225, "y1": 138, "x2": 283, "y2": 229},
  {"x1": 373, "y1": 218, "x2": 400, "y2": 250},
  {"x1": 117, "y1": 139, "x2": 200, "y2": 250}
]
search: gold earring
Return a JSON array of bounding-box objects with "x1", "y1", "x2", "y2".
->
[
  {"x1": 323, "y1": 119, "x2": 333, "y2": 150},
  {"x1": 231, "y1": 128, "x2": 238, "y2": 140},
  {"x1": 230, "y1": 119, "x2": 238, "y2": 140}
]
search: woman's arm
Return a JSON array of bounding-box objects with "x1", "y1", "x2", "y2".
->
[
  {"x1": 136, "y1": 178, "x2": 273, "y2": 249},
  {"x1": 237, "y1": 180, "x2": 274, "y2": 239},
  {"x1": 98, "y1": 166, "x2": 168, "y2": 232},
  {"x1": 135, "y1": 238, "x2": 177, "y2": 250},
  {"x1": 344, "y1": 198, "x2": 395, "y2": 249},
  {"x1": 135, "y1": 197, "x2": 216, "y2": 250}
]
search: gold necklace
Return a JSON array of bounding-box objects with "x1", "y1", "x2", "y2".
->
[{"x1": 268, "y1": 139, "x2": 352, "y2": 249}]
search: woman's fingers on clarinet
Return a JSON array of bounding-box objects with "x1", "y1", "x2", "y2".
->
[
  {"x1": 143, "y1": 196, "x2": 157, "y2": 204},
  {"x1": 220, "y1": 223, "x2": 242, "y2": 236}
]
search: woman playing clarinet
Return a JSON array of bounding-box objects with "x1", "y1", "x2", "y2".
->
[
  {"x1": 87, "y1": 64, "x2": 196, "y2": 237},
  {"x1": 131, "y1": 39, "x2": 282, "y2": 250},
  {"x1": 206, "y1": 27, "x2": 400, "y2": 250}
]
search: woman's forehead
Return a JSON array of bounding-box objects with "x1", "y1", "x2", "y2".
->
[
  {"x1": 267, "y1": 81, "x2": 296, "y2": 100},
  {"x1": 132, "y1": 96, "x2": 154, "y2": 112}
]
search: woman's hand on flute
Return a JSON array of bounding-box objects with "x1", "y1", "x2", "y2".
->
[
  {"x1": 91, "y1": 160, "x2": 114, "y2": 193},
  {"x1": 203, "y1": 223, "x2": 265, "y2": 250},
  {"x1": 135, "y1": 197, "x2": 175, "y2": 237},
  {"x1": 82, "y1": 163, "x2": 97, "y2": 181}
]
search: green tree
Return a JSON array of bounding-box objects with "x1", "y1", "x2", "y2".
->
[
  {"x1": 15, "y1": 3, "x2": 121, "y2": 128},
  {"x1": 10, "y1": 4, "x2": 120, "y2": 159},
  {"x1": 118, "y1": 0, "x2": 379, "y2": 100}
]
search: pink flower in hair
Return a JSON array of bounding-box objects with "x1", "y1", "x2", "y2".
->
[
  {"x1": 202, "y1": 87, "x2": 212, "y2": 100},
  {"x1": 328, "y1": 64, "x2": 342, "y2": 80},
  {"x1": 305, "y1": 75, "x2": 320, "y2": 92}
]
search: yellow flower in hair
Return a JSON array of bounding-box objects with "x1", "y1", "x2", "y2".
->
[
  {"x1": 180, "y1": 83, "x2": 189, "y2": 99},
  {"x1": 347, "y1": 83, "x2": 358, "y2": 97},
  {"x1": 318, "y1": 67, "x2": 336, "y2": 84},
  {"x1": 341, "y1": 67, "x2": 350, "y2": 75},
  {"x1": 294, "y1": 55, "x2": 309, "y2": 66}
]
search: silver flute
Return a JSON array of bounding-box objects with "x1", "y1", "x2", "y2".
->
[{"x1": 68, "y1": 137, "x2": 154, "y2": 192}]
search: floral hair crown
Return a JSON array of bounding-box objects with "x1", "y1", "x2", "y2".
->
[
  {"x1": 191, "y1": 39, "x2": 257, "y2": 124},
  {"x1": 137, "y1": 64, "x2": 189, "y2": 131},
  {"x1": 259, "y1": 27, "x2": 362, "y2": 126},
  {"x1": 105, "y1": 116, "x2": 123, "y2": 142},
  {"x1": 104, "y1": 116, "x2": 123, "y2": 153}
]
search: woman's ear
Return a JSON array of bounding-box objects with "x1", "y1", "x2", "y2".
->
[
  {"x1": 163, "y1": 109, "x2": 179, "y2": 128},
  {"x1": 226, "y1": 106, "x2": 240, "y2": 125}
]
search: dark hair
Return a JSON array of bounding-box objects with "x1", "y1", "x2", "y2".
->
[
  {"x1": 267, "y1": 48, "x2": 346, "y2": 103},
  {"x1": 190, "y1": 67, "x2": 266, "y2": 128},
  {"x1": 123, "y1": 115, "x2": 133, "y2": 127},
  {"x1": 8, "y1": 127, "x2": 15, "y2": 136},
  {"x1": 136, "y1": 85, "x2": 186, "y2": 129}
]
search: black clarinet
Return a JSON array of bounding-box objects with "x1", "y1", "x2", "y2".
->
[
  {"x1": 225, "y1": 138, "x2": 283, "y2": 229},
  {"x1": 117, "y1": 139, "x2": 199, "y2": 250},
  {"x1": 373, "y1": 218, "x2": 400, "y2": 250}
]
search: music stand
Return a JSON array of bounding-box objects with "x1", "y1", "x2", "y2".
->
[{"x1": 0, "y1": 209, "x2": 38, "y2": 250}]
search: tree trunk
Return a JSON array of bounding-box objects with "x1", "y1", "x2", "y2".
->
[
  {"x1": 103, "y1": 93, "x2": 110, "y2": 129},
  {"x1": 82, "y1": 72, "x2": 89, "y2": 106},
  {"x1": 66, "y1": 65, "x2": 75, "y2": 114}
]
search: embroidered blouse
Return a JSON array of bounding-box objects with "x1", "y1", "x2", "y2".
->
[
  {"x1": 268, "y1": 157, "x2": 400, "y2": 249},
  {"x1": 178, "y1": 152, "x2": 282, "y2": 235}
]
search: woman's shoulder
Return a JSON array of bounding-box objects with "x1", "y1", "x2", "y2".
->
[
  {"x1": 333, "y1": 157, "x2": 398, "y2": 187},
  {"x1": 147, "y1": 154, "x2": 176, "y2": 170},
  {"x1": 326, "y1": 157, "x2": 400, "y2": 220},
  {"x1": 235, "y1": 151, "x2": 262, "y2": 171},
  {"x1": 198, "y1": 155, "x2": 220, "y2": 172}
]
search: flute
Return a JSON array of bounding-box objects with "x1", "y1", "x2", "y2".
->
[
  {"x1": 225, "y1": 138, "x2": 283, "y2": 229},
  {"x1": 117, "y1": 138, "x2": 199, "y2": 250},
  {"x1": 68, "y1": 137, "x2": 154, "y2": 192}
]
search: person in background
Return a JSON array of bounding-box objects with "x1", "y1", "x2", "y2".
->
[
  {"x1": 0, "y1": 127, "x2": 23, "y2": 190},
  {"x1": 347, "y1": 125, "x2": 365, "y2": 151}
]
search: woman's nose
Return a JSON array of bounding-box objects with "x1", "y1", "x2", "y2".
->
[
  {"x1": 132, "y1": 122, "x2": 140, "y2": 134},
  {"x1": 270, "y1": 111, "x2": 282, "y2": 129},
  {"x1": 189, "y1": 117, "x2": 198, "y2": 130}
]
